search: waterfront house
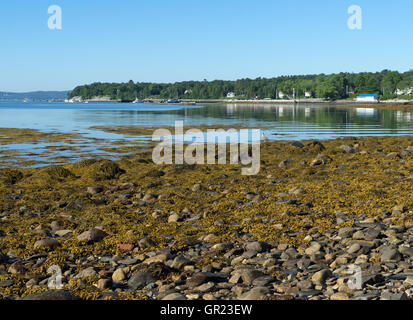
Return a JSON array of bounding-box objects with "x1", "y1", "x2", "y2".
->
[
  {"x1": 68, "y1": 96, "x2": 83, "y2": 103},
  {"x1": 226, "y1": 92, "x2": 235, "y2": 98},
  {"x1": 395, "y1": 87, "x2": 413, "y2": 95},
  {"x1": 355, "y1": 94, "x2": 379, "y2": 103}
]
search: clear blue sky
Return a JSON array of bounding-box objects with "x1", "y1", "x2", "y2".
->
[{"x1": 1, "y1": 0, "x2": 412, "y2": 92}]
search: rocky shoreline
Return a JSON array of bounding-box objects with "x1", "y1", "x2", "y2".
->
[{"x1": 0, "y1": 136, "x2": 412, "y2": 300}]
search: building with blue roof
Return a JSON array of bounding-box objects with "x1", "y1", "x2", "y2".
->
[{"x1": 355, "y1": 94, "x2": 379, "y2": 103}]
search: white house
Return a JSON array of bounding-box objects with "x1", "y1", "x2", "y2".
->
[
  {"x1": 395, "y1": 87, "x2": 413, "y2": 95},
  {"x1": 304, "y1": 91, "x2": 312, "y2": 98},
  {"x1": 226, "y1": 92, "x2": 235, "y2": 98},
  {"x1": 69, "y1": 96, "x2": 83, "y2": 102},
  {"x1": 355, "y1": 94, "x2": 379, "y2": 103},
  {"x1": 278, "y1": 91, "x2": 285, "y2": 99}
]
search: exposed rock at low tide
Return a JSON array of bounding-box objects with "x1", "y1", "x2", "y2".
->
[{"x1": 0, "y1": 136, "x2": 412, "y2": 300}]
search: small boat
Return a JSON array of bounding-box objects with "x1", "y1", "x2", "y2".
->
[
  {"x1": 132, "y1": 98, "x2": 143, "y2": 103},
  {"x1": 167, "y1": 99, "x2": 179, "y2": 104},
  {"x1": 23, "y1": 98, "x2": 29, "y2": 103}
]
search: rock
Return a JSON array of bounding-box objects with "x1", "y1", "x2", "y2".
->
[
  {"x1": 146, "y1": 170, "x2": 165, "y2": 178},
  {"x1": 168, "y1": 214, "x2": 182, "y2": 223},
  {"x1": 380, "y1": 247, "x2": 401, "y2": 262},
  {"x1": 195, "y1": 282, "x2": 215, "y2": 292},
  {"x1": 241, "y1": 269, "x2": 265, "y2": 285},
  {"x1": 297, "y1": 280, "x2": 313, "y2": 290},
  {"x1": 380, "y1": 291, "x2": 408, "y2": 300},
  {"x1": 347, "y1": 243, "x2": 361, "y2": 254},
  {"x1": 386, "y1": 152, "x2": 400, "y2": 159},
  {"x1": 243, "y1": 250, "x2": 258, "y2": 259},
  {"x1": 112, "y1": 268, "x2": 126, "y2": 283},
  {"x1": 138, "y1": 237, "x2": 155, "y2": 249},
  {"x1": 245, "y1": 241, "x2": 270, "y2": 253},
  {"x1": 0, "y1": 279, "x2": 14, "y2": 288},
  {"x1": 339, "y1": 144, "x2": 356, "y2": 154},
  {"x1": 392, "y1": 204, "x2": 406, "y2": 215},
  {"x1": 117, "y1": 243, "x2": 134, "y2": 251},
  {"x1": 252, "y1": 276, "x2": 276, "y2": 287},
  {"x1": 34, "y1": 239, "x2": 59, "y2": 250},
  {"x1": 212, "y1": 243, "x2": 233, "y2": 252},
  {"x1": 87, "y1": 185, "x2": 104, "y2": 195},
  {"x1": 50, "y1": 221, "x2": 60, "y2": 231},
  {"x1": 310, "y1": 154, "x2": 331, "y2": 166},
  {"x1": 338, "y1": 227, "x2": 354, "y2": 238},
  {"x1": 77, "y1": 228, "x2": 108, "y2": 242},
  {"x1": 144, "y1": 253, "x2": 169, "y2": 265},
  {"x1": 229, "y1": 274, "x2": 243, "y2": 284},
  {"x1": 291, "y1": 141, "x2": 304, "y2": 148},
  {"x1": 8, "y1": 262, "x2": 26, "y2": 274},
  {"x1": 118, "y1": 193, "x2": 132, "y2": 200},
  {"x1": 305, "y1": 242, "x2": 322, "y2": 255},
  {"x1": 55, "y1": 230, "x2": 73, "y2": 238},
  {"x1": 352, "y1": 293, "x2": 380, "y2": 300},
  {"x1": 311, "y1": 269, "x2": 332, "y2": 285},
  {"x1": 307, "y1": 141, "x2": 326, "y2": 151},
  {"x1": 279, "y1": 160, "x2": 293, "y2": 168},
  {"x1": 352, "y1": 231, "x2": 365, "y2": 240},
  {"x1": 128, "y1": 271, "x2": 156, "y2": 290},
  {"x1": 117, "y1": 257, "x2": 138, "y2": 265},
  {"x1": 404, "y1": 276, "x2": 413, "y2": 286},
  {"x1": 192, "y1": 184, "x2": 202, "y2": 192},
  {"x1": 186, "y1": 272, "x2": 227, "y2": 287},
  {"x1": 152, "y1": 211, "x2": 162, "y2": 219},
  {"x1": 171, "y1": 255, "x2": 191, "y2": 270},
  {"x1": 263, "y1": 258, "x2": 276, "y2": 268},
  {"x1": 289, "y1": 187, "x2": 305, "y2": 195},
  {"x1": 310, "y1": 159, "x2": 324, "y2": 166},
  {"x1": 143, "y1": 194, "x2": 157, "y2": 202},
  {"x1": 162, "y1": 293, "x2": 187, "y2": 300},
  {"x1": 399, "y1": 246, "x2": 413, "y2": 258},
  {"x1": 362, "y1": 274, "x2": 385, "y2": 287},
  {"x1": 330, "y1": 292, "x2": 349, "y2": 300},
  {"x1": 97, "y1": 278, "x2": 112, "y2": 289},
  {"x1": 203, "y1": 234, "x2": 217, "y2": 242},
  {"x1": 23, "y1": 290, "x2": 77, "y2": 300},
  {"x1": 239, "y1": 287, "x2": 269, "y2": 300},
  {"x1": 297, "y1": 257, "x2": 311, "y2": 270},
  {"x1": 76, "y1": 267, "x2": 97, "y2": 278}
]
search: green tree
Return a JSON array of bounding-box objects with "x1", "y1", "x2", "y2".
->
[{"x1": 382, "y1": 71, "x2": 401, "y2": 94}]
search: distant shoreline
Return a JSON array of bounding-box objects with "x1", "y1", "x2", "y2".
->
[{"x1": 76, "y1": 97, "x2": 413, "y2": 109}]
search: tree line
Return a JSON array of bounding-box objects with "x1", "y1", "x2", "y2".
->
[{"x1": 68, "y1": 69, "x2": 413, "y2": 101}]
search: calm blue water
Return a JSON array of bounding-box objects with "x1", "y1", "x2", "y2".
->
[{"x1": 1, "y1": 100, "x2": 413, "y2": 166}]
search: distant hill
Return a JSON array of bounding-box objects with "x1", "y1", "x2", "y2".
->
[{"x1": 0, "y1": 91, "x2": 70, "y2": 100}]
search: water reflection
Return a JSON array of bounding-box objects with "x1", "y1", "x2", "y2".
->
[{"x1": 0, "y1": 101, "x2": 413, "y2": 157}]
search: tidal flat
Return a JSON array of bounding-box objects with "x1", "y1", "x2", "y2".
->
[{"x1": 0, "y1": 130, "x2": 412, "y2": 300}]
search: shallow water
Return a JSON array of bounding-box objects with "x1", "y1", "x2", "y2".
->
[{"x1": 1, "y1": 100, "x2": 413, "y2": 166}]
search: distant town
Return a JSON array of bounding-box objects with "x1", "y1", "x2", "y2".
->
[{"x1": 67, "y1": 70, "x2": 413, "y2": 104}]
